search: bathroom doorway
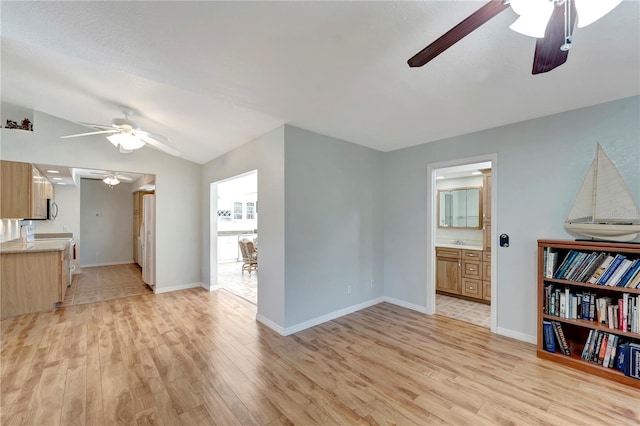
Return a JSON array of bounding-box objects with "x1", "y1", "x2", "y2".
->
[{"x1": 428, "y1": 156, "x2": 497, "y2": 331}]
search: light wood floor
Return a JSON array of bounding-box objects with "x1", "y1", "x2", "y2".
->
[{"x1": 1, "y1": 289, "x2": 639, "y2": 426}]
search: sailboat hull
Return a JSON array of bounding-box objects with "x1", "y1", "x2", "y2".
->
[{"x1": 564, "y1": 222, "x2": 640, "y2": 242}]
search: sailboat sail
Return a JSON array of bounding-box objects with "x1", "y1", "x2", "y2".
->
[{"x1": 565, "y1": 144, "x2": 640, "y2": 242}]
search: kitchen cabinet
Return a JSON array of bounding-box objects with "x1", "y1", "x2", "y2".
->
[
  {"x1": 0, "y1": 160, "x2": 53, "y2": 219},
  {"x1": 436, "y1": 247, "x2": 461, "y2": 295},
  {"x1": 218, "y1": 235, "x2": 239, "y2": 262},
  {"x1": 0, "y1": 241, "x2": 71, "y2": 318}
]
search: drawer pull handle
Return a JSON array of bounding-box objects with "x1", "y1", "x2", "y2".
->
[{"x1": 468, "y1": 268, "x2": 476, "y2": 271}]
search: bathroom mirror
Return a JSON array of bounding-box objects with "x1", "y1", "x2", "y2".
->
[{"x1": 438, "y1": 187, "x2": 482, "y2": 229}]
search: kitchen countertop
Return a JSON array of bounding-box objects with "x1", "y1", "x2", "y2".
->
[
  {"x1": 436, "y1": 243, "x2": 483, "y2": 251},
  {"x1": 1, "y1": 239, "x2": 70, "y2": 254}
]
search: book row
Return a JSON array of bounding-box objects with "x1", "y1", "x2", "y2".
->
[
  {"x1": 543, "y1": 285, "x2": 640, "y2": 334},
  {"x1": 543, "y1": 248, "x2": 640, "y2": 288},
  {"x1": 543, "y1": 321, "x2": 640, "y2": 380}
]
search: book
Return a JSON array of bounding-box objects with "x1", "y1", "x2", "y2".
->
[
  {"x1": 581, "y1": 329, "x2": 595, "y2": 360},
  {"x1": 597, "y1": 333, "x2": 609, "y2": 365},
  {"x1": 545, "y1": 249, "x2": 558, "y2": 278},
  {"x1": 627, "y1": 343, "x2": 640, "y2": 379},
  {"x1": 552, "y1": 321, "x2": 571, "y2": 356},
  {"x1": 597, "y1": 254, "x2": 626, "y2": 285},
  {"x1": 616, "y1": 342, "x2": 630, "y2": 374},
  {"x1": 570, "y1": 252, "x2": 596, "y2": 282},
  {"x1": 576, "y1": 252, "x2": 607, "y2": 283},
  {"x1": 554, "y1": 250, "x2": 576, "y2": 279},
  {"x1": 608, "y1": 335, "x2": 619, "y2": 368},
  {"x1": 592, "y1": 332, "x2": 604, "y2": 363},
  {"x1": 563, "y1": 252, "x2": 587, "y2": 281},
  {"x1": 543, "y1": 321, "x2": 556, "y2": 353},
  {"x1": 615, "y1": 259, "x2": 638, "y2": 286},
  {"x1": 608, "y1": 259, "x2": 633, "y2": 287},
  {"x1": 588, "y1": 255, "x2": 614, "y2": 284}
]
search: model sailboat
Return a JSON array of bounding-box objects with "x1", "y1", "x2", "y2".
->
[{"x1": 564, "y1": 144, "x2": 640, "y2": 242}]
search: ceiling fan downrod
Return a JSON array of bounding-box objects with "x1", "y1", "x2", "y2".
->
[{"x1": 560, "y1": 0, "x2": 573, "y2": 51}]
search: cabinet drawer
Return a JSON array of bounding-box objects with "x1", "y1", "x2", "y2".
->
[
  {"x1": 462, "y1": 278, "x2": 482, "y2": 298},
  {"x1": 463, "y1": 259, "x2": 482, "y2": 279},
  {"x1": 483, "y1": 280, "x2": 491, "y2": 301},
  {"x1": 483, "y1": 261, "x2": 491, "y2": 280},
  {"x1": 462, "y1": 250, "x2": 482, "y2": 259},
  {"x1": 483, "y1": 251, "x2": 491, "y2": 262},
  {"x1": 436, "y1": 248, "x2": 460, "y2": 259}
]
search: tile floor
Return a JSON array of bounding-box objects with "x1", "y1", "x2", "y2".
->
[
  {"x1": 218, "y1": 261, "x2": 258, "y2": 305},
  {"x1": 60, "y1": 263, "x2": 153, "y2": 307},
  {"x1": 61, "y1": 264, "x2": 486, "y2": 329},
  {"x1": 436, "y1": 293, "x2": 491, "y2": 328}
]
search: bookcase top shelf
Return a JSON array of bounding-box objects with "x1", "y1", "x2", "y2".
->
[{"x1": 538, "y1": 239, "x2": 640, "y2": 254}]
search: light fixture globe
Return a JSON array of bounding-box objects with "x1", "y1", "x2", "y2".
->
[
  {"x1": 102, "y1": 175, "x2": 120, "y2": 186},
  {"x1": 106, "y1": 133, "x2": 145, "y2": 150}
]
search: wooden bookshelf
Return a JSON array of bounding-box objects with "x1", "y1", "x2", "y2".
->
[{"x1": 537, "y1": 239, "x2": 640, "y2": 388}]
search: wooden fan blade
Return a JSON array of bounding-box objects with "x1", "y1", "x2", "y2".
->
[
  {"x1": 532, "y1": 1, "x2": 577, "y2": 74},
  {"x1": 408, "y1": 0, "x2": 509, "y2": 68}
]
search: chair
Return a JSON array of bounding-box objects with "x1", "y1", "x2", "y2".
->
[{"x1": 238, "y1": 239, "x2": 258, "y2": 276}]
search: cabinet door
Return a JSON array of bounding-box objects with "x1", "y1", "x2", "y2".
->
[
  {"x1": 0, "y1": 160, "x2": 32, "y2": 219},
  {"x1": 31, "y1": 167, "x2": 47, "y2": 219},
  {"x1": 482, "y1": 171, "x2": 491, "y2": 219},
  {"x1": 436, "y1": 257, "x2": 461, "y2": 294},
  {"x1": 483, "y1": 224, "x2": 492, "y2": 252}
]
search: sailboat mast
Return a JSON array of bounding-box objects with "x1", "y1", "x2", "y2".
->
[{"x1": 591, "y1": 145, "x2": 600, "y2": 222}]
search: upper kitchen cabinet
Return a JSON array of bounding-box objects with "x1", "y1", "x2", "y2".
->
[{"x1": 0, "y1": 160, "x2": 53, "y2": 219}]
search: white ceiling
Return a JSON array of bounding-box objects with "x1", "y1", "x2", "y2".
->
[{"x1": 2, "y1": 1, "x2": 638, "y2": 165}]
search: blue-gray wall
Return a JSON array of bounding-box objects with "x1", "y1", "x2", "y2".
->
[
  {"x1": 383, "y1": 95, "x2": 640, "y2": 341},
  {"x1": 283, "y1": 126, "x2": 384, "y2": 328}
]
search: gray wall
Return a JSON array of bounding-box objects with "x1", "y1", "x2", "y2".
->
[
  {"x1": 80, "y1": 179, "x2": 133, "y2": 267},
  {"x1": 201, "y1": 126, "x2": 286, "y2": 329},
  {"x1": 0, "y1": 111, "x2": 202, "y2": 292},
  {"x1": 283, "y1": 126, "x2": 384, "y2": 327},
  {"x1": 383, "y1": 96, "x2": 640, "y2": 341}
]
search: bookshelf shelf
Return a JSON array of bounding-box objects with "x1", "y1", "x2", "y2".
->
[
  {"x1": 537, "y1": 239, "x2": 640, "y2": 388},
  {"x1": 542, "y1": 314, "x2": 640, "y2": 339}
]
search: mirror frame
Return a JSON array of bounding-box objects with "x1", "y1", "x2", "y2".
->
[{"x1": 437, "y1": 186, "x2": 483, "y2": 230}]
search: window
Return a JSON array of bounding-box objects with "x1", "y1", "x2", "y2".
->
[
  {"x1": 233, "y1": 202, "x2": 243, "y2": 220},
  {"x1": 246, "y1": 202, "x2": 255, "y2": 219}
]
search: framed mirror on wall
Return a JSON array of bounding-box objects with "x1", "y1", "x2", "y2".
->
[{"x1": 438, "y1": 187, "x2": 482, "y2": 229}]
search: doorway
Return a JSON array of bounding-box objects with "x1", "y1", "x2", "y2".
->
[
  {"x1": 212, "y1": 170, "x2": 258, "y2": 305},
  {"x1": 428, "y1": 156, "x2": 497, "y2": 332}
]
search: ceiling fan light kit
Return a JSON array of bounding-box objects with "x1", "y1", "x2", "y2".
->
[
  {"x1": 408, "y1": 0, "x2": 623, "y2": 74},
  {"x1": 102, "y1": 175, "x2": 120, "y2": 186},
  {"x1": 106, "y1": 132, "x2": 146, "y2": 151}
]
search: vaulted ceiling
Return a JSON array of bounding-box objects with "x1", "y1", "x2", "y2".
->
[{"x1": 2, "y1": 1, "x2": 638, "y2": 164}]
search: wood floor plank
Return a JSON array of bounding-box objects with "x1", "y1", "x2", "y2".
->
[{"x1": 2, "y1": 272, "x2": 640, "y2": 426}]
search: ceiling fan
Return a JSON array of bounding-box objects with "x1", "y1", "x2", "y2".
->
[
  {"x1": 407, "y1": 0, "x2": 622, "y2": 74},
  {"x1": 87, "y1": 170, "x2": 134, "y2": 187},
  {"x1": 60, "y1": 109, "x2": 180, "y2": 157}
]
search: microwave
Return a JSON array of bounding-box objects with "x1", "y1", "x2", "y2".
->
[{"x1": 31, "y1": 199, "x2": 58, "y2": 220}]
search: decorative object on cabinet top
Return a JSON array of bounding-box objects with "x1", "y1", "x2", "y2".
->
[{"x1": 564, "y1": 143, "x2": 640, "y2": 242}]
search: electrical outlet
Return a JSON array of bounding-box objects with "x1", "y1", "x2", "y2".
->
[
  {"x1": 370, "y1": 279, "x2": 375, "y2": 288},
  {"x1": 347, "y1": 285, "x2": 352, "y2": 294}
]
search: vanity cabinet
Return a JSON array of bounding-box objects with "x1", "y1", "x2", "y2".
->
[
  {"x1": 436, "y1": 248, "x2": 461, "y2": 295},
  {"x1": 0, "y1": 160, "x2": 53, "y2": 219},
  {"x1": 437, "y1": 247, "x2": 489, "y2": 302}
]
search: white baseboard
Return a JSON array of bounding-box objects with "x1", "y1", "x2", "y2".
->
[
  {"x1": 80, "y1": 261, "x2": 135, "y2": 268},
  {"x1": 282, "y1": 297, "x2": 385, "y2": 336},
  {"x1": 256, "y1": 314, "x2": 285, "y2": 335},
  {"x1": 203, "y1": 283, "x2": 221, "y2": 292},
  {"x1": 383, "y1": 296, "x2": 428, "y2": 314},
  {"x1": 497, "y1": 327, "x2": 536, "y2": 344},
  {"x1": 155, "y1": 282, "x2": 203, "y2": 294}
]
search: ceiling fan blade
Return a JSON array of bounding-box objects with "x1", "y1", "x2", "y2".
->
[
  {"x1": 408, "y1": 0, "x2": 509, "y2": 68},
  {"x1": 60, "y1": 129, "x2": 119, "y2": 138},
  {"x1": 137, "y1": 133, "x2": 180, "y2": 157},
  {"x1": 532, "y1": 1, "x2": 577, "y2": 74}
]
